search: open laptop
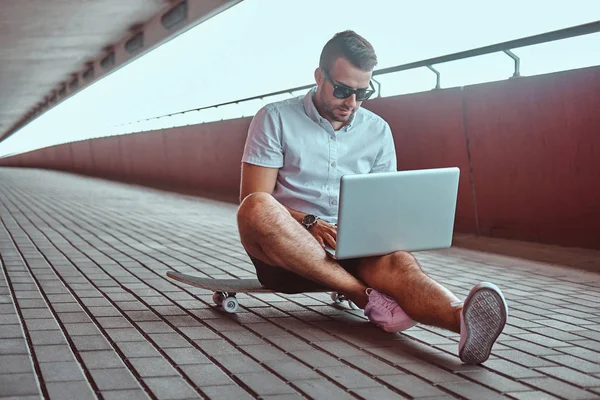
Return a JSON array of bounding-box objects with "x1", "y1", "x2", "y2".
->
[{"x1": 324, "y1": 167, "x2": 460, "y2": 260}]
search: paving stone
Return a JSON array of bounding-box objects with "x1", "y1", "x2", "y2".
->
[
  {"x1": 0, "y1": 338, "x2": 28, "y2": 355},
  {"x1": 106, "y1": 328, "x2": 147, "y2": 342},
  {"x1": 178, "y1": 326, "x2": 220, "y2": 340},
  {"x1": 379, "y1": 374, "x2": 448, "y2": 397},
  {"x1": 0, "y1": 325, "x2": 24, "y2": 339},
  {"x1": 263, "y1": 359, "x2": 322, "y2": 381},
  {"x1": 143, "y1": 376, "x2": 200, "y2": 400},
  {"x1": 0, "y1": 314, "x2": 20, "y2": 324},
  {"x1": 507, "y1": 391, "x2": 562, "y2": 400},
  {"x1": 89, "y1": 368, "x2": 142, "y2": 390},
  {"x1": 439, "y1": 381, "x2": 513, "y2": 399},
  {"x1": 148, "y1": 333, "x2": 190, "y2": 348},
  {"x1": 518, "y1": 377, "x2": 599, "y2": 400},
  {"x1": 542, "y1": 354, "x2": 600, "y2": 374},
  {"x1": 0, "y1": 355, "x2": 34, "y2": 374},
  {"x1": 71, "y1": 335, "x2": 112, "y2": 351},
  {"x1": 46, "y1": 381, "x2": 96, "y2": 400},
  {"x1": 80, "y1": 350, "x2": 126, "y2": 369},
  {"x1": 162, "y1": 347, "x2": 211, "y2": 365},
  {"x1": 235, "y1": 372, "x2": 298, "y2": 396},
  {"x1": 128, "y1": 357, "x2": 179, "y2": 377},
  {"x1": 34, "y1": 344, "x2": 76, "y2": 362},
  {"x1": 28, "y1": 330, "x2": 67, "y2": 346},
  {"x1": 0, "y1": 373, "x2": 40, "y2": 397},
  {"x1": 317, "y1": 365, "x2": 381, "y2": 389},
  {"x1": 56, "y1": 312, "x2": 90, "y2": 324},
  {"x1": 200, "y1": 385, "x2": 254, "y2": 400},
  {"x1": 492, "y1": 349, "x2": 556, "y2": 368},
  {"x1": 117, "y1": 341, "x2": 161, "y2": 358},
  {"x1": 459, "y1": 369, "x2": 532, "y2": 392},
  {"x1": 25, "y1": 318, "x2": 60, "y2": 331},
  {"x1": 293, "y1": 379, "x2": 356, "y2": 399},
  {"x1": 179, "y1": 363, "x2": 235, "y2": 386},
  {"x1": 535, "y1": 366, "x2": 600, "y2": 387},
  {"x1": 20, "y1": 308, "x2": 53, "y2": 319},
  {"x1": 101, "y1": 389, "x2": 152, "y2": 400},
  {"x1": 240, "y1": 344, "x2": 291, "y2": 363},
  {"x1": 352, "y1": 386, "x2": 410, "y2": 400},
  {"x1": 211, "y1": 353, "x2": 263, "y2": 374},
  {"x1": 40, "y1": 361, "x2": 85, "y2": 382}
]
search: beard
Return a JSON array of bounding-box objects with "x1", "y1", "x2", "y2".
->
[{"x1": 322, "y1": 102, "x2": 355, "y2": 122}]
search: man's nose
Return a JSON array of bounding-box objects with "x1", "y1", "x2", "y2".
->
[{"x1": 344, "y1": 94, "x2": 357, "y2": 108}]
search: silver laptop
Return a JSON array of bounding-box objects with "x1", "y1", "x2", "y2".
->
[{"x1": 324, "y1": 167, "x2": 460, "y2": 259}]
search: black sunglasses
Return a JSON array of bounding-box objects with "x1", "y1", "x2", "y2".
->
[{"x1": 322, "y1": 69, "x2": 376, "y2": 101}]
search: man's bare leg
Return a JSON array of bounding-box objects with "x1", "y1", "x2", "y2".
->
[
  {"x1": 357, "y1": 251, "x2": 462, "y2": 333},
  {"x1": 237, "y1": 192, "x2": 369, "y2": 308}
]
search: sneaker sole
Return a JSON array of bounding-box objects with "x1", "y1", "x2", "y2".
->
[
  {"x1": 459, "y1": 284, "x2": 507, "y2": 364},
  {"x1": 379, "y1": 320, "x2": 418, "y2": 333}
]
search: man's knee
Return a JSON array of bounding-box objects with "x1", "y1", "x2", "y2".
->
[
  {"x1": 237, "y1": 192, "x2": 276, "y2": 224},
  {"x1": 383, "y1": 251, "x2": 422, "y2": 274}
]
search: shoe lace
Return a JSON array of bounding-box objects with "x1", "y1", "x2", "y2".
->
[{"x1": 366, "y1": 288, "x2": 396, "y2": 314}]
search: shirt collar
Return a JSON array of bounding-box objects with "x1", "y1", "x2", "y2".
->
[{"x1": 303, "y1": 87, "x2": 356, "y2": 131}]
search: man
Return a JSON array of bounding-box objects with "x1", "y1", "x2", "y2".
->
[{"x1": 236, "y1": 30, "x2": 507, "y2": 364}]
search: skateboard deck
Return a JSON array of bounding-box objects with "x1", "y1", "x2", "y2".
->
[
  {"x1": 167, "y1": 271, "x2": 275, "y2": 293},
  {"x1": 166, "y1": 270, "x2": 355, "y2": 313}
]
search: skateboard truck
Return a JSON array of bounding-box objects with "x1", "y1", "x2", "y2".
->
[{"x1": 213, "y1": 291, "x2": 239, "y2": 313}]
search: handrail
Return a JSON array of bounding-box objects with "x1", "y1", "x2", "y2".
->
[
  {"x1": 113, "y1": 19, "x2": 600, "y2": 127},
  {"x1": 373, "y1": 20, "x2": 599, "y2": 77}
]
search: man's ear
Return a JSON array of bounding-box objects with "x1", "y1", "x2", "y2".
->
[{"x1": 314, "y1": 67, "x2": 322, "y2": 85}]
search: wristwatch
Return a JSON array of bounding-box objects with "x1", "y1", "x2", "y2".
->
[{"x1": 301, "y1": 214, "x2": 319, "y2": 230}]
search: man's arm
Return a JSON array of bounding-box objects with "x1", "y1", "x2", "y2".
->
[
  {"x1": 240, "y1": 162, "x2": 311, "y2": 224},
  {"x1": 240, "y1": 162, "x2": 337, "y2": 248}
]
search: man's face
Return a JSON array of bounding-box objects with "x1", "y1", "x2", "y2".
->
[{"x1": 315, "y1": 57, "x2": 373, "y2": 126}]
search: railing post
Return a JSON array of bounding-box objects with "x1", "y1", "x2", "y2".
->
[
  {"x1": 426, "y1": 65, "x2": 441, "y2": 89},
  {"x1": 503, "y1": 49, "x2": 521, "y2": 78},
  {"x1": 371, "y1": 77, "x2": 382, "y2": 98}
]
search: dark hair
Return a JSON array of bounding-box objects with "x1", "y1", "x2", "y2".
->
[{"x1": 319, "y1": 30, "x2": 378, "y2": 72}]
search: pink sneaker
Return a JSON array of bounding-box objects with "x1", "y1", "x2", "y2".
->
[
  {"x1": 364, "y1": 288, "x2": 417, "y2": 332},
  {"x1": 459, "y1": 282, "x2": 508, "y2": 364}
]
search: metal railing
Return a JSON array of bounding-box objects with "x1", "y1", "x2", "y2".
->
[{"x1": 113, "y1": 20, "x2": 600, "y2": 128}]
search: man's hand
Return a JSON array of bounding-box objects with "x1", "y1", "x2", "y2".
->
[{"x1": 308, "y1": 219, "x2": 337, "y2": 249}]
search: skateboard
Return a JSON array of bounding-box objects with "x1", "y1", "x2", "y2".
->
[{"x1": 166, "y1": 271, "x2": 358, "y2": 313}]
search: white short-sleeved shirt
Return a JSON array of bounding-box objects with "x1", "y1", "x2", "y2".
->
[{"x1": 242, "y1": 87, "x2": 397, "y2": 224}]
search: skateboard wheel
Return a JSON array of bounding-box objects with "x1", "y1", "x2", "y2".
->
[
  {"x1": 222, "y1": 296, "x2": 239, "y2": 313},
  {"x1": 213, "y1": 292, "x2": 225, "y2": 306},
  {"x1": 331, "y1": 292, "x2": 341, "y2": 303}
]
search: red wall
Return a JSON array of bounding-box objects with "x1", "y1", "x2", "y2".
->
[
  {"x1": 464, "y1": 67, "x2": 600, "y2": 248},
  {"x1": 1, "y1": 66, "x2": 599, "y2": 249}
]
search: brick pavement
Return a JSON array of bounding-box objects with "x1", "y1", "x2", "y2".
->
[{"x1": 0, "y1": 168, "x2": 599, "y2": 400}]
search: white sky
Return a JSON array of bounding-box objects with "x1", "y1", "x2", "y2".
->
[{"x1": 1, "y1": 0, "x2": 599, "y2": 156}]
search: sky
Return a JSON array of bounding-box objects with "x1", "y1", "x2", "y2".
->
[{"x1": 0, "y1": 0, "x2": 599, "y2": 156}]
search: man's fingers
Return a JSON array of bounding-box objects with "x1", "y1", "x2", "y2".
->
[
  {"x1": 316, "y1": 235, "x2": 325, "y2": 248},
  {"x1": 324, "y1": 233, "x2": 336, "y2": 249}
]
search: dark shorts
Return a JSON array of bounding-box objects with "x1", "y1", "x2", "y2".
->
[{"x1": 249, "y1": 254, "x2": 362, "y2": 294}]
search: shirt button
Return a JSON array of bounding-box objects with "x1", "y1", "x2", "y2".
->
[
  {"x1": 332, "y1": 200, "x2": 338, "y2": 206},
  {"x1": 331, "y1": 162, "x2": 336, "y2": 167}
]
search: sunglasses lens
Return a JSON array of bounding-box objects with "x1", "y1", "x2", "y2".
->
[
  {"x1": 333, "y1": 86, "x2": 352, "y2": 99},
  {"x1": 356, "y1": 90, "x2": 374, "y2": 101}
]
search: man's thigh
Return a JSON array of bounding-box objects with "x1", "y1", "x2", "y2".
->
[{"x1": 248, "y1": 253, "x2": 361, "y2": 294}]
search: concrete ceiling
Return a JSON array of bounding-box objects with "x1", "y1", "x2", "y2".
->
[{"x1": 0, "y1": 0, "x2": 241, "y2": 143}]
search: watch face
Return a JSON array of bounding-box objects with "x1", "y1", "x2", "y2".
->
[{"x1": 303, "y1": 214, "x2": 317, "y2": 226}]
